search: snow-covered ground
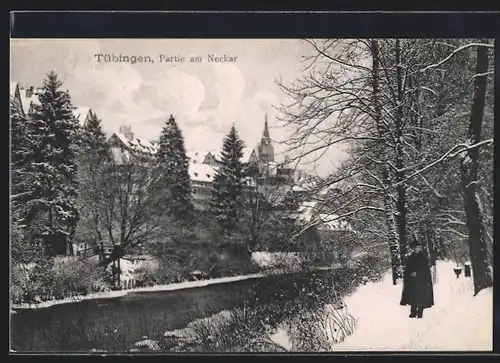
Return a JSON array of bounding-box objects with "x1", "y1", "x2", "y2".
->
[
  {"x1": 251, "y1": 252, "x2": 302, "y2": 269},
  {"x1": 332, "y1": 260, "x2": 492, "y2": 351}
]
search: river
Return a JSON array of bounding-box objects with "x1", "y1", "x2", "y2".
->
[{"x1": 10, "y1": 268, "x2": 359, "y2": 352}]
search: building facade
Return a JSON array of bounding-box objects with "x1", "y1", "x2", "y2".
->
[
  {"x1": 10, "y1": 83, "x2": 42, "y2": 116},
  {"x1": 10, "y1": 82, "x2": 94, "y2": 129},
  {"x1": 108, "y1": 125, "x2": 218, "y2": 209}
]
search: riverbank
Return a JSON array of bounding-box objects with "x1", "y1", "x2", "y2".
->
[
  {"x1": 10, "y1": 272, "x2": 265, "y2": 311},
  {"x1": 11, "y1": 265, "x2": 341, "y2": 312}
]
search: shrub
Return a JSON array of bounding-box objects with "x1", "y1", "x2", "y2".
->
[
  {"x1": 352, "y1": 249, "x2": 391, "y2": 283},
  {"x1": 51, "y1": 257, "x2": 110, "y2": 298},
  {"x1": 173, "y1": 269, "x2": 357, "y2": 352},
  {"x1": 10, "y1": 256, "x2": 111, "y2": 305},
  {"x1": 284, "y1": 304, "x2": 357, "y2": 351}
]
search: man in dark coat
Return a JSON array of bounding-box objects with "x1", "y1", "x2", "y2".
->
[{"x1": 400, "y1": 237, "x2": 434, "y2": 318}]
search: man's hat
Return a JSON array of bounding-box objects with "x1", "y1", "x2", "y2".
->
[{"x1": 409, "y1": 234, "x2": 420, "y2": 249}]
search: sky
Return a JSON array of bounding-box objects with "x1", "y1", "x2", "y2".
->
[{"x1": 11, "y1": 39, "x2": 348, "y2": 177}]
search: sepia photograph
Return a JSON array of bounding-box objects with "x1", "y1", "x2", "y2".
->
[{"x1": 10, "y1": 37, "x2": 494, "y2": 353}]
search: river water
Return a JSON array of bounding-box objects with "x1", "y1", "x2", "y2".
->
[{"x1": 10, "y1": 268, "x2": 358, "y2": 352}]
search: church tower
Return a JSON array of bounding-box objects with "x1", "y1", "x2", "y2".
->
[{"x1": 258, "y1": 114, "x2": 275, "y2": 163}]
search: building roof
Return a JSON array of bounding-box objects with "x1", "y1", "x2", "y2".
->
[
  {"x1": 186, "y1": 149, "x2": 217, "y2": 164},
  {"x1": 189, "y1": 162, "x2": 216, "y2": 183},
  {"x1": 110, "y1": 134, "x2": 217, "y2": 183},
  {"x1": 10, "y1": 82, "x2": 18, "y2": 97},
  {"x1": 19, "y1": 87, "x2": 41, "y2": 114},
  {"x1": 72, "y1": 107, "x2": 92, "y2": 126},
  {"x1": 242, "y1": 147, "x2": 257, "y2": 163},
  {"x1": 111, "y1": 132, "x2": 159, "y2": 156}
]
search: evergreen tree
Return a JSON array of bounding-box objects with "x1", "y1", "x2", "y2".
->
[
  {"x1": 27, "y1": 70, "x2": 80, "y2": 256},
  {"x1": 11, "y1": 97, "x2": 34, "y2": 207},
  {"x1": 78, "y1": 110, "x2": 110, "y2": 167},
  {"x1": 211, "y1": 125, "x2": 245, "y2": 231},
  {"x1": 155, "y1": 115, "x2": 193, "y2": 220}
]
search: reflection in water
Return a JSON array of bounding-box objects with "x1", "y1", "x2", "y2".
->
[{"x1": 10, "y1": 269, "x2": 357, "y2": 352}]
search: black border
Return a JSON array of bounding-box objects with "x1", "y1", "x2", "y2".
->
[
  {"x1": 8, "y1": 9, "x2": 500, "y2": 359},
  {"x1": 9, "y1": 11, "x2": 500, "y2": 38}
]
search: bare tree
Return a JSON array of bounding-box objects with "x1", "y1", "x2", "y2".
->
[
  {"x1": 459, "y1": 41, "x2": 493, "y2": 295},
  {"x1": 277, "y1": 38, "x2": 494, "y2": 292},
  {"x1": 78, "y1": 159, "x2": 169, "y2": 285},
  {"x1": 242, "y1": 163, "x2": 300, "y2": 252},
  {"x1": 370, "y1": 39, "x2": 402, "y2": 282},
  {"x1": 277, "y1": 39, "x2": 409, "y2": 283}
]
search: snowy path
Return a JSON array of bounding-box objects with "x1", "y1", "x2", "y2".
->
[{"x1": 334, "y1": 261, "x2": 492, "y2": 351}]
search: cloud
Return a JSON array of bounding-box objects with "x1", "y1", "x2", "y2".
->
[
  {"x1": 64, "y1": 61, "x2": 167, "y2": 140},
  {"x1": 145, "y1": 67, "x2": 206, "y2": 122},
  {"x1": 184, "y1": 124, "x2": 225, "y2": 152},
  {"x1": 11, "y1": 39, "x2": 346, "y2": 176}
]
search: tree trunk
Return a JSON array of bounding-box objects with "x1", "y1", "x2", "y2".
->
[
  {"x1": 117, "y1": 257, "x2": 121, "y2": 288},
  {"x1": 382, "y1": 174, "x2": 403, "y2": 285},
  {"x1": 460, "y1": 42, "x2": 493, "y2": 296},
  {"x1": 394, "y1": 38, "x2": 408, "y2": 268},
  {"x1": 371, "y1": 39, "x2": 402, "y2": 284}
]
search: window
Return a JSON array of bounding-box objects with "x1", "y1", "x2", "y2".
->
[
  {"x1": 194, "y1": 172, "x2": 198, "y2": 177},
  {"x1": 206, "y1": 174, "x2": 211, "y2": 178}
]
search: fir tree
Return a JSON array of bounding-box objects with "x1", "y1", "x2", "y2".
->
[
  {"x1": 27, "y1": 70, "x2": 80, "y2": 256},
  {"x1": 211, "y1": 125, "x2": 245, "y2": 231},
  {"x1": 78, "y1": 110, "x2": 110, "y2": 167},
  {"x1": 11, "y1": 98, "x2": 34, "y2": 205},
  {"x1": 155, "y1": 115, "x2": 193, "y2": 220}
]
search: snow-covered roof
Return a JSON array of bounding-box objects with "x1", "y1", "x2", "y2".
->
[
  {"x1": 19, "y1": 88, "x2": 41, "y2": 114},
  {"x1": 10, "y1": 82, "x2": 18, "y2": 97},
  {"x1": 189, "y1": 162, "x2": 216, "y2": 183},
  {"x1": 113, "y1": 133, "x2": 159, "y2": 156},
  {"x1": 186, "y1": 149, "x2": 217, "y2": 164},
  {"x1": 242, "y1": 147, "x2": 258, "y2": 162},
  {"x1": 72, "y1": 107, "x2": 91, "y2": 126}
]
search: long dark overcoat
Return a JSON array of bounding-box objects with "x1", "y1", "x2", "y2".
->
[{"x1": 400, "y1": 250, "x2": 434, "y2": 308}]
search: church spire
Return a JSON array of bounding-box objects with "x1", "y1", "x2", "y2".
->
[{"x1": 263, "y1": 114, "x2": 270, "y2": 139}]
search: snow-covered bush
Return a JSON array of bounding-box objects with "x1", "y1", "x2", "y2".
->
[
  {"x1": 282, "y1": 303, "x2": 357, "y2": 351},
  {"x1": 251, "y1": 252, "x2": 302, "y2": 272},
  {"x1": 173, "y1": 269, "x2": 355, "y2": 352},
  {"x1": 50, "y1": 257, "x2": 110, "y2": 298},
  {"x1": 10, "y1": 256, "x2": 110, "y2": 304},
  {"x1": 10, "y1": 262, "x2": 52, "y2": 304},
  {"x1": 184, "y1": 306, "x2": 286, "y2": 352},
  {"x1": 351, "y1": 248, "x2": 392, "y2": 283}
]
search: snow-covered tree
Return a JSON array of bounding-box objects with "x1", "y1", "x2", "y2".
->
[
  {"x1": 85, "y1": 162, "x2": 167, "y2": 266},
  {"x1": 26, "y1": 70, "x2": 80, "y2": 256},
  {"x1": 211, "y1": 125, "x2": 245, "y2": 231},
  {"x1": 155, "y1": 114, "x2": 193, "y2": 220},
  {"x1": 78, "y1": 110, "x2": 110, "y2": 167},
  {"x1": 459, "y1": 41, "x2": 493, "y2": 295},
  {"x1": 277, "y1": 38, "x2": 494, "y2": 289},
  {"x1": 10, "y1": 97, "x2": 34, "y2": 212},
  {"x1": 74, "y1": 110, "x2": 110, "y2": 254}
]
